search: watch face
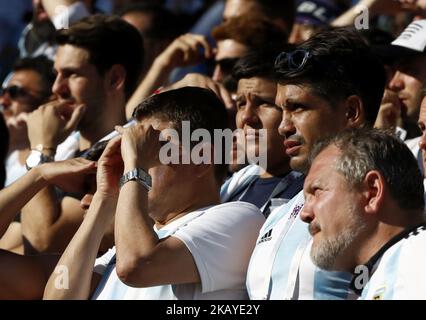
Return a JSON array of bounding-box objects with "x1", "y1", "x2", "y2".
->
[{"x1": 26, "y1": 150, "x2": 43, "y2": 169}]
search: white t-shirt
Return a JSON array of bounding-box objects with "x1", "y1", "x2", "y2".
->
[
  {"x1": 92, "y1": 202, "x2": 265, "y2": 300},
  {"x1": 5, "y1": 131, "x2": 80, "y2": 187},
  {"x1": 359, "y1": 225, "x2": 426, "y2": 300}
]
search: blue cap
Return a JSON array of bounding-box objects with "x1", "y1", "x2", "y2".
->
[{"x1": 295, "y1": 0, "x2": 345, "y2": 26}]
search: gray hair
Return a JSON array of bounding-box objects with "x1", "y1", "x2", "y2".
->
[{"x1": 308, "y1": 128, "x2": 424, "y2": 211}]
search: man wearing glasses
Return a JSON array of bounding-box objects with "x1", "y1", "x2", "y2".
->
[
  {"x1": 246, "y1": 27, "x2": 387, "y2": 299},
  {"x1": 0, "y1": 55, "x2": 55, "y2": 187}
]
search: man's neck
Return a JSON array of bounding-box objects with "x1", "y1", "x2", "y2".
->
[
  {"x1": 79, "y1": 101, "x2": 126, "y2": 150},
  {"x1": 154, "y1": 197, "x2": 220, "y2": 229},
  {"x1": 260, "y1": 164, "x2": 291, "y2": 178},
  {"x1": 153, "y1": 182, "x2": 221, "y2": 229}
]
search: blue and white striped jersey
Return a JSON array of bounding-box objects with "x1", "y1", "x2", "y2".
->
[{"x1": 359, "y1": 225, "x2": 426, "y2": 300}]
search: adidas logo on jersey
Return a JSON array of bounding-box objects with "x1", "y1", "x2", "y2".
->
[{"x1": 257, "y1": 229, "x2": 272, "y2": 244}]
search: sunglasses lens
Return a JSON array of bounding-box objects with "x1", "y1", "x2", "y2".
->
[
  {"x1": 275, "y1": 52, "x2": 289, "y2": 68},
  {"x1": 0, "y1": 85, "x2": 28, "y2": 100},
  {"x1": 291, "y1": 51, "x2": 305, "y2": 67},
  {"x1": 8, "y1": 86, "x2": 20, "y2": 99}
]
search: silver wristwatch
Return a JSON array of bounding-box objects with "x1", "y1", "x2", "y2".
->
[
  {"x1": 119, "y1": 168, "x2": 152, "y2": 191},
  {"x1": 25, "y1": 150, "x2": 55, "y2": 170}
]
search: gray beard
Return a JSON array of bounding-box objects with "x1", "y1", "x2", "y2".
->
[{"x1": 310, "y1": 208, "x2": 366, "y2": 271}]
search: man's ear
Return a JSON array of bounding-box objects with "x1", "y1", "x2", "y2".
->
[
  {"x1": 363, "y1": 170, "x2": 385, "y2": 215},
  {"x1": 106, "y1": 64, "x2": 126, "y2": 93},
  {"x1": 345, "y1": 95, "x2": 365, "y2": 128}
]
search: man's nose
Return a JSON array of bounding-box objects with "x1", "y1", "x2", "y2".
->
[
  {"x1": 0, "y1": 91, "x2": 12, "y2": 109},
  {"x1": 278, "y1": 112, "x2": 296, "y2": 138},
  {"x1": 52, "y1": 74, "x2": 70, "y2": 98},
  {"x1": 300, "y1": 200, "x2": 314, "y2": 223},
  {"x1": 419, "y1": 131, "x2": 426, "y2": 152},
  {"x1": 240, "y1": 103, "x2": 259, "y2": 128},
  {"x1": 388, "y1": 71, "x2": 404, "y2": 92}
]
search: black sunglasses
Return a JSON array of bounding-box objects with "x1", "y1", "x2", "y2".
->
[
  {"x1": 0, "y1": 85, "x2": 34, "y2": 100},
  {"x1": 275, "y1": 49, "x2": 312, "y2": 72}
]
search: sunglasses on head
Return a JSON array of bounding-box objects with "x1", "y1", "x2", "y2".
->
[{"x1": 275, "y1": 49, "x2": 312, "y2": 72}]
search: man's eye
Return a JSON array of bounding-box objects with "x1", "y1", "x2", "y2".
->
[
  {"x1": 313, "y1": 188, "x2": 322, "y2": 196},
  {"x1": 286, "y1": 103, "x2": 305, "y2": 112},
  {"x1": 236, "y1": 101, "x2": 246, "y2": 109}
]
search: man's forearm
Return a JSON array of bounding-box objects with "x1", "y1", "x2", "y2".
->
[
  {"x1": 0, "y1": 167, "x2": 47, "y2": 237},
  {"x1": 114, "y1": 182, "x2": 157, "y2": 277},
  {"x1": 43, "y1": 193, "x2": 115, "y2": 300},
  {"x1": 21, "y1": 185, "x2": 63, "y2": 253}
]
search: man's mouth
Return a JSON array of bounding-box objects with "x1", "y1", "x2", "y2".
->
[{"x1": 284, "y1": 139, "x2": 302, "y2": 156}]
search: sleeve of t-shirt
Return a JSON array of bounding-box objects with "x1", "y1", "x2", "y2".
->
[
  {"x1": 172, "y1": 202, "x2": 265, "y2": 293},
  {"x1": 93, "y1": 247, "x2": 116, "y2": 276},
  {"x1": 394, "y1": 230, "x2": 426, "y2": 299},
  {"x1": 51, "y1": 2, "x2": 90, "y2": 30}
]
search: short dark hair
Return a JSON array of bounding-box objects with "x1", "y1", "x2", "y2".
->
[
  {"x1": 309, "y1": 128, "x2": 425, "y2": 211},
  {"x1": 132, "y1": 87, "x2": 229, "y2": 184},
  {"x1": 275, "y1": 27, "x2": 386, "y2": 126},
  {"x1": 13, "y1": 55, "x2": 55, "y2": 98},
  {"x1": 232, "y1": 46, "x2": 295, "y2": 82},
  {"x1": 117, "y1": 3, "x2": 181, "y2": 40},
  {"x1": 55, "y1": 14, "x2": 144, "y2": 99}
]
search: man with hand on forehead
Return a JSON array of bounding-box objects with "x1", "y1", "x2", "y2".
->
[{"x1": 44, "y1": 87, "x2": 265, "y2": 300}]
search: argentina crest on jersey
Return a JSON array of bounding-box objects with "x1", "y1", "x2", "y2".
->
[{"x1": 372, "y1": 286, "x2": 386, "y2": 300}]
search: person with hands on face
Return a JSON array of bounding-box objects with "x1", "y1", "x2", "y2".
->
[
  {"x1": 0, "y1": 56, "x2": 56, "y2": 186},
  {"x1": 26, "y1": 101, "x2": 86, "y2": 160},
  {"x1": 19, "y1": 15, "x2": 144, "y2": 255},
  {"x1": 44, "y1": 87, "x2": 265, "y2": 300}
]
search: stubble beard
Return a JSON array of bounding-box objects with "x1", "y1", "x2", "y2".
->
[{"x1": 310, "y1": 206, "x2": 366, "y2": 271}]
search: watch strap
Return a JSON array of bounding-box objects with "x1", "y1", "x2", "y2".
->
[{"x1": 119, "y1": 168, "x2": 152, "y2": 191}]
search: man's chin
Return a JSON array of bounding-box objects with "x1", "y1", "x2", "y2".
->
[{"x1": 289, "y1": 155, "x2": 309, "y2": 173}]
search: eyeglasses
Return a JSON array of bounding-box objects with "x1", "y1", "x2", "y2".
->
[
  {"x1": 275, "y1": 50, "x2": 312, "y2": 72},
  {"x1": 0, "y1": 85, "x2": 39, "y2": 101}
]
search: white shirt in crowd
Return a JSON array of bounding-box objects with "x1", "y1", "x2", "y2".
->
[{"x1": 92, "y1": 202, "x2": 265, "y2": 300}]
